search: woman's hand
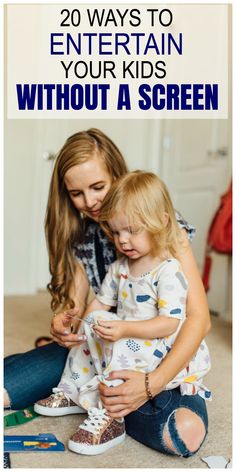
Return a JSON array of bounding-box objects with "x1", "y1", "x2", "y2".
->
[
  {"x1": 50, "y1": 308, "x2": 87, "y2": 348},
  {"x1": 99, "y1": 370, "x2": 158, "y2": 418},
  {"x1": 93, "y1": 320, "x2": 126, "y2": 342}
]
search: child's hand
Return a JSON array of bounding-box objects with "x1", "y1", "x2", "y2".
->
[{"x1": 93, "y1": 320, "x2": 126, "y2": 342}]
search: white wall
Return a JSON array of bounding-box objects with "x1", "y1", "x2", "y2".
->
[{"x1": 4, "y1": 120, "x2": 37, "y2": 293}]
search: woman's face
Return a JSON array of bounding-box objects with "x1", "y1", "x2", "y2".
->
[{"x1": 64, "y1": 155, "x2": 113, "y2": 222}]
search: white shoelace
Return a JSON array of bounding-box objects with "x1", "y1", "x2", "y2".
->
[{"x1": 79, "y1": 407, "x2": 110, "y2": 434}]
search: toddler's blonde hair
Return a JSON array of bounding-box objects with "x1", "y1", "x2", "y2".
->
[{"x1": 100, "y1": 170, "x2": 183, "y2": 258}]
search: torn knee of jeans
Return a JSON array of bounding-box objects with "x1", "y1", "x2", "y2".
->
[
  {"x1": 161, "y1": 410, "x2": 180, "y2": 456},
  {"x1": 162, "y1": 410, "x2": 197, "y2": 458}
]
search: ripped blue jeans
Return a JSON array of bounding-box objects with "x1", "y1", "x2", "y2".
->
[{"x1": 125, "y1": 387, "x2": 208, "y2": 457}]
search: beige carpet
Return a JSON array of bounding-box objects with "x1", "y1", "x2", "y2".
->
[{"x1": 4, "y1": 293, "x2": 232, "y2": 468}]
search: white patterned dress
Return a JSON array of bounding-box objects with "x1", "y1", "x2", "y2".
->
[{"x1": 58, "y1": 257, "x2": 211, "y2": 411}]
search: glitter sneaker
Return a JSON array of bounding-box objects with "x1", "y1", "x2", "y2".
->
[
  {"x1": 34, "y1": 388, "x2": 85, "y2": 416},
  {"x1": 68, "y1": 407, "x2": 125, "y2": 455}
]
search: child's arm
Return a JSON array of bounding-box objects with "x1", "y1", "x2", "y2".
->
[
  {"x1": 82, "y1": 259, "x2": 119, "y2": 321},
  {"x1": 83, "y1": 297, "x2": 111, "y2": 317},
  {"x1": 93, "y1": 316, "x2": 180, "y2": 342},
  {"x1": 73, "y1": 260, "x2": 119, "y2": 322}
]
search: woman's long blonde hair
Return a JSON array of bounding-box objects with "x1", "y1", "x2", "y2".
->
[
  {"x1": 100, "y1": 171, "x2": 183, "y2": 258},
  {"x1": 45, "y1": 128, "x2": 128, "y2": 311}
]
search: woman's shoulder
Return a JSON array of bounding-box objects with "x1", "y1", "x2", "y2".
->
[{"x1": 175, "y1": 210, "x2": 196, "y2": 241}]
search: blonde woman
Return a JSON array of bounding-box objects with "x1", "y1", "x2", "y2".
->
[{"x1": 4, "y1": 129, "x2": 211, "y2": 457}]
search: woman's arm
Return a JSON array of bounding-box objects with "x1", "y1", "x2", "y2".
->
[
  {"x1": 149, "y1": 230, "x2": 211, "y2": 391},
  {"x1": 83, "y1": 297, "x2": 111, "y2": 317},
  {"x1": 50, "y1": 261, "x2": 91, "y2": 348},
  {"x1": 99, "y1": 231, "x2": 211, "y2": 416}
]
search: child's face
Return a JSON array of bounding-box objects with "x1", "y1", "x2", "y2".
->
[{"x1": 108, "y1": 213, "x2": 153, "y2": 260}]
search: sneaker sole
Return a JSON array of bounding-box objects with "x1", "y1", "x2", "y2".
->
[
  {"x1": 68, "y1": 432, "x2": 126, "y2": 455},
  {"x1": 34, "y1": 404, "x2": 85, "y2": 416}
]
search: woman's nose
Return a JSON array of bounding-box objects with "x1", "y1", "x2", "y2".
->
[{"x1": 84, "y1": 193, "x2": 96, "y2": 208}]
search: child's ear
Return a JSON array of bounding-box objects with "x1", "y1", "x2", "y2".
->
[{"x1": 164, "y1": 212, "x2": 169, "y2": 227}]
